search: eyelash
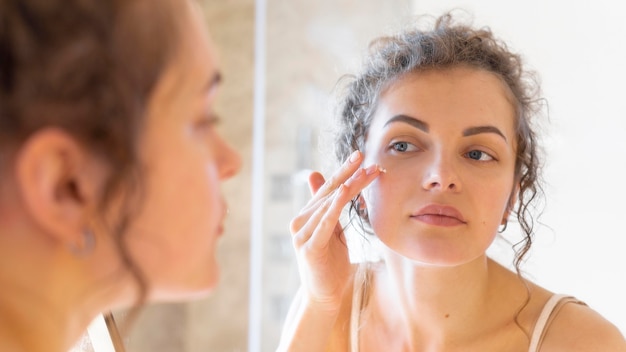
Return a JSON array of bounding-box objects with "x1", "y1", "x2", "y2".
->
[
  {"x1": 464, "y1": 149, "x2": 496, "y2": 162},
  {"x1": 196, "y1": 113, "x2": 221, "y2": 129},
  {"x1": 389, "y1": 141, "x2": 420, "y2": 153},
  {"x1": 390, "y1": 141, "x2": 497, "y2": 162}
]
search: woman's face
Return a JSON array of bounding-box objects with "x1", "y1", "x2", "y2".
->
[
  {"x1": 361, "y1": 67, "x2": 517, "y2": 267},
  {"x1": 122, "y1": 2, "x2": 241, "y2": 301}
]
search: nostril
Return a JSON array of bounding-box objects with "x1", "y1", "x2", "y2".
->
[{"x1": 427, "y1": 181, "x2": 441, "y2": 189}]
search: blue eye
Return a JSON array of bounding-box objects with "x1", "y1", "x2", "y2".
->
[
  {"x1": 391, "y1": 141, "x2": 421, "y2": 153},
  {"x1": 466, "y1": 150, "x2": 494, "y2": 161},
  {"x1": 393, "y1": 141, "x2": 409, "y2": 152}
]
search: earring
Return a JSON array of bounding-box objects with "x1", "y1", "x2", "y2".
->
[
  {"x1": 498, "y1": 220, "x2": 508, "y2": 233},
  {"x1": 70, "y1": 229, "x2": 96, "y2": 256}
]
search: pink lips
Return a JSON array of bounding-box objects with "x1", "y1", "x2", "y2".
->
[{"x1": 412, "y1": 204, "x2": 467, "y2": 227}]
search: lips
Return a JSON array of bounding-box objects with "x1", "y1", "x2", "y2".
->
[{"x1": 411, "y1": 204, "x2": 467, "y2": 227}]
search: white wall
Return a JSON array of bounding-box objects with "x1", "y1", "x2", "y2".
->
[{"x1": 413, "y1": 0, "x2": 626, "y2": 333}]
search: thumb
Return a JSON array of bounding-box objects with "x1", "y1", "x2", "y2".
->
[{"x1": 308, "y1": 171, "x2": 326, "y2": 196}]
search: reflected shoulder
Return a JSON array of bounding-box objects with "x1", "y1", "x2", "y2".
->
[{"x1": 542, "y1": 301, "x2": 626, "y2": 351}]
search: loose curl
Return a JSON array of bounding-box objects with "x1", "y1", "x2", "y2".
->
[{"x1": 334, "y1": 12, "x2": 545, "y2": 274}]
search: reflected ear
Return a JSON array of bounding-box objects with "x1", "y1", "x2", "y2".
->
[
  {"x1": 356, "y1": 193, "x2": 369, "y2": 220},
  {"x1": 15, "y1": 128, "x2": 107, "y2": 247}
]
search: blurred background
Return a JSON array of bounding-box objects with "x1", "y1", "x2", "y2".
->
[{"x1": 106, "y1": 0, "x2": 626, "y2": 351}]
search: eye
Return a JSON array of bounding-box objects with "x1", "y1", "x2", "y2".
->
[
  {"x1": 196, "y1": 113, "x2": 221, "y2": 130},
  {"x1": 390, "y1": 141, "x2": 418, "y2": 153},
  {"x1": 465, "y1": 150, "x2": 494, "y2": 161}
]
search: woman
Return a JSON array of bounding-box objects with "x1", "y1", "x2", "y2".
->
[
  {"x1": 279, "y1": 13, "x2": 625, "y2": 351},
  {"x1": 0, "y1": 0, "x2": 241, "y2": 351}
]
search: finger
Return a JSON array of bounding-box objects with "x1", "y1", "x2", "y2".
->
[
  {"x1": 308, "y1": 171, "x2": 326, "y2": 196},
  {"x1": 308, "y1": 184, "x2": 353, "y2": 249},
  {"x1": 290, "y1": 192, "x2": 331, "y2": 232},
  {"x1": 295, "y1": 167, "x2": 384, "y2": 248},
  {"x1": 299, "y1": 163, "x2": 383, "y2": 218},
  {"x1": 292, "y1": 196, "x2": 333, "y2": 247},
  {"x1": 343, "y1": 164, "x2": 383, "y2": 189},
  {"x1": 311, "y1": 150, "x2": 363, "y2": 201}
]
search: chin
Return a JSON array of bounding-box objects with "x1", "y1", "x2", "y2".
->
[
  {"x1": 386, "y1": 240, "x2": 480, "y2": 267},
  {"x1": 149, "y1": 266, "x2": 221, "y2": 303}
]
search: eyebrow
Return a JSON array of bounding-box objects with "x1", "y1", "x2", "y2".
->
[
  {"x1": 384, "y1": 114, "x2": 429, "y2": 132},
  {"x1": 462, "y1": 125, "x2": 507, "y2": 141},
  {"x1": 384, "y1": 114, "x2": 507, "y2": 141}
]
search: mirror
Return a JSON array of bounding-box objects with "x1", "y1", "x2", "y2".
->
[{"x1": 111, "y1": 0, "x2": 626, "y2": 351}]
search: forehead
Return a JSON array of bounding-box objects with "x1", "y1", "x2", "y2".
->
[
  {"x1": 148, "y1": 1, "x2": 219, "y2": 108},
  {"x1": 373, "y1": 67, "x2": 517, "y2": 131}
]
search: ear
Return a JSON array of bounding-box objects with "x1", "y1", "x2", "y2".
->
[
  {"x1": 355, "y1": 193, "x2": 369, "y2": 219},
  {"x1": 15, "y1": 128, "x2": 108, "y2": 247}
]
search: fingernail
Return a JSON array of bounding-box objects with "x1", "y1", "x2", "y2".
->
[
  {"x1": 352, "y1": 168, "x2": 364, "y2": 180},
  {"x1": 349, "y1": 150, "x2": 360, "y2": 163},
  {"x1": 378, "y1": 166, "x2": 387, "y2": 173},
  {"x1": 365, "y1": 164, "x2": 378, "y2": 175}
]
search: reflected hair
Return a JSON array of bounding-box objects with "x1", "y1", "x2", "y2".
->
[{"x1": 334, "y1": 11, "x2": 545, "y2": 274}]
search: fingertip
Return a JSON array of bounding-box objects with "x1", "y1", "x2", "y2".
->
[
  {"x1": 308, "y1": 171, "x2": 325, "y2": 194},
  {"x1": 348, "y1": 150, "x2": 361, "y2": 164}
]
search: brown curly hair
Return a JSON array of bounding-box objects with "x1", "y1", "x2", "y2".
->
[
  {"x1": 334, "y1": 12, "x2": 545, "y2": 273},
  {"x1": 0, "y1": 0, "x2": 183, "y2": 310}
]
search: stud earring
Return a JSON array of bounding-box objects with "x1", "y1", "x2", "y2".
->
[
  {"x1": 498, "y1": 220, "x2": 508, "y2": 233},
  {"x1": 70, "y1": 229, "x2": 96, "y2": 256}
]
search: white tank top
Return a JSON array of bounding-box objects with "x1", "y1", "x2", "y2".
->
[{"x1": 349, "y1": 265, "x2": 584, "y2": 352}]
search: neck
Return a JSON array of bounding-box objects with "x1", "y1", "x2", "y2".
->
[
  {"x1": 0, "y1": 228, "x2": 132, "y2": 352},
  {"x1": 370, "y1": 251, "x2": 524, "y2": 349},
  {"x1": 0, "y1": 258, "x2": 95, "y2": 352}
]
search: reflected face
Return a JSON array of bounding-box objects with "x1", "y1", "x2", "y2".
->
[
  {"x1": 361, "y1": 67, "x2": 517, "y2": 266},
  {"x1": 125, "y1": 1, "x2": 241, "y2": 300}
]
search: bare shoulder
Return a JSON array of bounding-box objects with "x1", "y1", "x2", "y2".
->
[{"x1": 542, "y1": 300, "x2": 626, "y2": 351}]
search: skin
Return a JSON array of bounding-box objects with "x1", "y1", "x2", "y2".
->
[
  {"x1": 0, "y1": 1, "x2": 240, "y2": 351},
  {"x1": 279, "y1": 67, "x2": 626, "y2": 351},
  {"x1": 123, "y1": 0, "x2": 241, "y2": 301},
  {"x1": 361, "y1": 67, "x2": 517, "y2": 267}
]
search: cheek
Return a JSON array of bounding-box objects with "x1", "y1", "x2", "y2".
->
[
  {"x1": 361, "y1": 177, "x2": 398, "y2": 229},
  {"x1": 470, "y1": 177, "x2": 515, "y2": 223}
]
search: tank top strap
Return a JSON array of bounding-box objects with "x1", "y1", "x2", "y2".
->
[
  {"x1": 528, "y1": 294, "x2": 586, "y2": 352},
  {"x1": 350, "y1": 263, "x2": 370, "y2": 352}
]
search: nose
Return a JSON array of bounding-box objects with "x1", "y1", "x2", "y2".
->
[
  {"x1": 421, "y1": 155, "x2": 461, "y2": 192},
  {"x1": 217, "y1": 135, "x2": 242, "y2": 180}
]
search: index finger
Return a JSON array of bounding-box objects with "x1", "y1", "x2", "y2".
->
[{"x1": 311, "y1": 150, "x2": 362, "y2": 200}]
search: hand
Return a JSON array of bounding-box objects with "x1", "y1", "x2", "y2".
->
[{"x1": 289, "y1": 150, "x2": 383, "y2": 311}]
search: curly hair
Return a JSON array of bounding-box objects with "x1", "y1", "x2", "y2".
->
[
  {"x1": 0, "y1": 0, "x2": 183, "y2": 311},
  {"x1": 334, "y1": 12, "x2": 545, "y2": 273}
]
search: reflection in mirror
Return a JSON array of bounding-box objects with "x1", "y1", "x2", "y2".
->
[
  {"x1": 110, "y1": 0, "x2": 625, "y2": 351},
  {"x1": 256, "y1": 0, "x2": 626, "y2": 350}
]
